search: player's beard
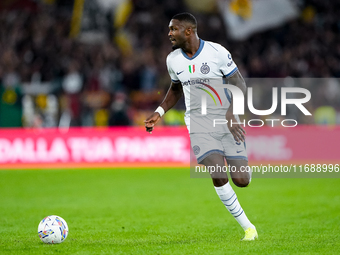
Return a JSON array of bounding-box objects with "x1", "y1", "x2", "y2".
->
[{"x1": 172, "y1": 44, "x2": 179, "y2": 50}]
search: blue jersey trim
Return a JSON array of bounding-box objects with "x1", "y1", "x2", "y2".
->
[
  {"x1": 196, "y1": 149, "x2": 224, "y2": 163},
  {"x1": 225, "y1": 67, "x2": 238, "y2": 77},
  {"x1": 206, "y1": 42, "x2": 218, "y2": 51},
  {"x1": 224, "y1": 88, "x2": 232, "y2": 104},
  {"x1": 171, "y1": 79, "x2": 180, "y2": 83},
  {"x1": 181, "y1": 39, "x2": 205, "y2": 60},
  {"x1": 225, "y1": 155, "x2": 248, "y2": 161}
]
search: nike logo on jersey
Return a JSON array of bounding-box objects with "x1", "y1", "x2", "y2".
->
[
  {"x1": 176, "y1": 71, "x2": 184, "y2": 75},
  {"x1": 236, "y1": 150, "x2": 243, "y2": 153}
]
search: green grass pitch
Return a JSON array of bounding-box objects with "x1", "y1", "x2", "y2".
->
[{"x1": 0, "y1": 168, "x2": 339, "y2": 254}]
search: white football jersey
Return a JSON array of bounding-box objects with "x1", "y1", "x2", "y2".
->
[{"x1": 166, "y1": 39, "x2": 239, "y2": 133}]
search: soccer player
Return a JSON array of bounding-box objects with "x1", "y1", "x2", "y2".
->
[{"x1": 144, "y1": 12, "x2": 258, "y2": 241}]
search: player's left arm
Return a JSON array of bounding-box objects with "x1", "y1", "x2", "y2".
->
[{"x1": 225, "y1": 70, "x2": 247, "y2": 142}]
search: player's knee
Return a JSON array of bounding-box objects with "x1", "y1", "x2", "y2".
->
[
  {"x1": 212, "y1": 178, "x2": 228, "y2": 187},
  {"x1": 232, "y1": 177, "x2": 250, "y2": 188}
]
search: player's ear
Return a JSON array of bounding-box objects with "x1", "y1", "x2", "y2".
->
[{"x1": 185, "y1": 27, "x2": 191, "y2": 36}]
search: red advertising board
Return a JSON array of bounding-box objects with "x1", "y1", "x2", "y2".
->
[
  {"x1": 246, "y1": 126, "x2": 340, "y2": 163},
  {"x1": 0, "y1": 127, "x2": 191, "y2": 169},
  {"x1": 0, "y1": 126, "x2": 339, "y2": 169}
]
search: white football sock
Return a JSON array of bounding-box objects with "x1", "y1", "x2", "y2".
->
[{"x1": 214, "y1": 182, "x2": 255, "y2": 231}]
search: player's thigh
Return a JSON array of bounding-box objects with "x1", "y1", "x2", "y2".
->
[
  {"x1": 221, "y1": 134, "x2": 251, "y2": 187},
  {"x1": 228, "y1": 159, "x2": 251, "y2": 180},
  {"x1": 221, "y1": 133, "x2": 248, "y2": 162},
  {"x1": 190, "y1": 133, "x2": 227, "y2": 179},
  {"x1": 200, "y1": 153, "x2": 228, "y2": 180},
  {"x1": 190, "y1": 133, "x2": 225, "y2": 164}
]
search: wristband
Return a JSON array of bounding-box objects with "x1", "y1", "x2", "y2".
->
[{"x1": 155, "y1": 106, "x2": 165, "y2": 117}]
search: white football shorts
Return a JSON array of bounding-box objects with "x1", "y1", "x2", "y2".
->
[{"x1": 190, "y1": 132, "x2": 248, "y2": 163}]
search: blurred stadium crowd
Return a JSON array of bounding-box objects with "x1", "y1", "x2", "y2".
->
[{"x1": 0, "y1": 0, "x2": 339, "y2": 128}]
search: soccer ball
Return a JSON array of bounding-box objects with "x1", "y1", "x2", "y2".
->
[{"x1": 38, "y1": 215, "x2": 69, "y2": 244}]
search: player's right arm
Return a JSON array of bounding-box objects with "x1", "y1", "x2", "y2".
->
[{"x1": 144, "y1": 81, "x2": 183, "y2": 133}]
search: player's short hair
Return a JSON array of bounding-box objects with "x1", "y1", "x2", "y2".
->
[{"x1": 172, "y1": 12, "x2": 197, "y2": 28}]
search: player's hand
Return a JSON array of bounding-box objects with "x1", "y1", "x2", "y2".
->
[
  {"x1": 226, "y1": 112, "x2": 246, "y2": 142},
  {"x1": 144, "y1": 112, "x2": 161, "y2": 134}
]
